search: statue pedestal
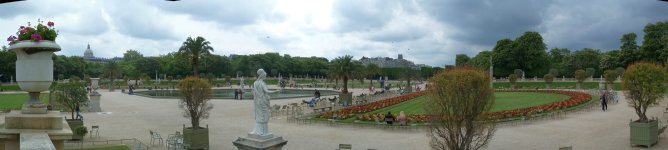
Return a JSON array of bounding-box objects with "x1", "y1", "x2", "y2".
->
[
  {"x1": 233, "y1": 134, "x2": 287, "y2": 150},
  {"x1": 0, "y1": 111, "x2": 73, "y2": 150},
  {"x1": 87, "y1": 93, "x2": 101, "y2": 112},
  {"x1": 20, "y1": 104, "x2": 47, "y2": 114}
]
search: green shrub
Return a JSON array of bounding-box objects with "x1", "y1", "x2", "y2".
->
[{"x1": 74, "y1": 126, "x2": 88, "y2": 136}]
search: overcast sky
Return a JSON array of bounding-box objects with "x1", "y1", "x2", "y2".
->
[{"x1": 1, "y1": 0, "x2": 667, "y2": 67}]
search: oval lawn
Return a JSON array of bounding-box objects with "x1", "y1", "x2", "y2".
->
[{"x1": 368, "y1": 92, "x2": 570, "y2": 115}]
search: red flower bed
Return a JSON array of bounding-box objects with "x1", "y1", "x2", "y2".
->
[
  {"x1": 316, "y1": 90, "x2": 592, "y2": 122},
  {"x1": 486, "y1": 90, "x2": 592, "y2": 119},
  {"x1": 317, "y1": 91, "x2": 427, "y2": 119}
]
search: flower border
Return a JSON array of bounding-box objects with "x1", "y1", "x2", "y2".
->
[{"x1": 316, "y1": 90, "x2": 592, "y2": 123}]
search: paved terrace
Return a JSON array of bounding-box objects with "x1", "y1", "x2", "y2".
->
[{"x1": 2, "y1": 87, "x2": 668, "y2": 150}]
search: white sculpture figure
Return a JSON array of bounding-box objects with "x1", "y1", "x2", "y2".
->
[{"x1": 250, "y1": 69, "x2": 280, "y2": 136}]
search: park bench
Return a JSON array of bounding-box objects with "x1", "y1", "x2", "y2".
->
[
  {"x1": 312, "y1": 106, "x2": 332, "y2": 113},
  {"x1": 337, "y1": 144, "x2": 351, "y2": 150}
]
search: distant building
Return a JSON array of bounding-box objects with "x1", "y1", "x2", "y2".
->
[
  {"x1": 359, "y1": 54, "x2": 425, "y2": 69},
  {"x1": 82, "y1": 44, "x2": 123, "y2": 63}
]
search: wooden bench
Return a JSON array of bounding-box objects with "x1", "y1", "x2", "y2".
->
[
  {"x1": 312, "y1": 106, "x2": 332, "y2": 113},
  {"x1": 337, "y1": 144, "x2": 351, "y2": 150}
]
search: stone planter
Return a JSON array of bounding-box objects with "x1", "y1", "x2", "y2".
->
[
  {"x1": 630, "y1": 120, "x2": 658, "y2": 147},
  {"x1": 67, "y1": 119, "x2": 85, "y2": 141},
  {"x1": 8, "y1": 40, "x2": 60, "y2": 113},
  {"x1": 339, "y1": 93, "x2": 353, "y2": 106},
  {"x1": 183, "y1": 126, "x2": 209, "y2": 150}
]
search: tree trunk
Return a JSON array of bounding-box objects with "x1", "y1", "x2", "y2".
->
[
  {"x1": 370, "y1": 79, "x2": 374, "y2": 88},
  {"x1": 343, "y1": 76, "x2": 348, "y2": 93},
  {"x1": 193, "y1": 58, "x2": 199, "y2": 77}
]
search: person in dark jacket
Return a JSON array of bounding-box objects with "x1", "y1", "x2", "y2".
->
[
  {"x1": 234, "y1": 89, "x2": 239, "y2": 99},
  {"x1": 75, "y1": 102, "x2": 82, "y2": 119},
  {"x1": 385, "y1": 111, "x2": 394, "y2": 125}
]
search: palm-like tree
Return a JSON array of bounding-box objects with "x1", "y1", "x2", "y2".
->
[
  {"x1": 178, "y1": 36, "x2": 214, "y2": 77},
  {"x1": 331, "y1": 55, "x2": 355, "y2": 93},
  {"x1": 104, "y1": 61, "x2": 121, "y2": 91}
]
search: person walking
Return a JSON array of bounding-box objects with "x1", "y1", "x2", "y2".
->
[
  {"x1": 75, "y1": 102, "x2": 82, "y2": 119},
  {"x1": 600, "y1": 90, "x2": 608, "y2": 111},
  {"x1": 234, "y1": 89, "x2": 239, "y2": 99}
]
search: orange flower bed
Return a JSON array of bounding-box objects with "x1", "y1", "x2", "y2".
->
[
  {"x1": 486, "y1": 90, "x2": 592, "y2": 119},
  {"x1": 316, "y1": 90, "x2": 592, "y2": 122},
  {"x1": 317, "y1": 91, "x2": 427, "y2": 119}
]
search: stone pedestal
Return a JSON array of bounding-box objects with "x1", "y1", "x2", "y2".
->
[
  {"x1": 87, "y1": 93, "x2": 101, "y2": 112},
  {"x1": 0, "y1": 111, "x2": 73, "y2": 150},
  {"x1": 233, "y1": 134, "x2": 287, "y2": 150}
]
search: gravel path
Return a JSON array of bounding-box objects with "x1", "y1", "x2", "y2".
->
[{"x1": 6, "y1": 88, "x2": 666, "y2": 150}]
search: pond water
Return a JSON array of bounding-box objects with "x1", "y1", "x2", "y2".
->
[{"x1": 133, "y1": 89, "x2": 339, "y2": 100}]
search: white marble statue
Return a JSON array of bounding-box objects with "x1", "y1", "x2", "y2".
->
[{"x1": 250, "y1": 69, "x2": 281, "y2": 136}]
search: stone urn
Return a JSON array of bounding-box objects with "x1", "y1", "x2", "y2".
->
[
  {"x1": 90, "y1": 78, "x2": 100, "y2": 95},
  {"x1": 8, "y1": 40, "x2": 61, "y2": 113}
]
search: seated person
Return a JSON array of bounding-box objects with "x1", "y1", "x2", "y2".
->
[
  {"x1": 385, "y1": 111, "x2": 394, "y2": 125},
  {"x1": 397, "y1": 111, "x2": 407, "y2": 126}
]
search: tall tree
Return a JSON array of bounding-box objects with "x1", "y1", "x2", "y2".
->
[
  {"x1": 178, "y1": 36, "x2": 214, "y2": 77},
  {"x1": 123, "y1": 49, "x2": 144, "y2": 62},
  {"x1": 491, "y1": 39, "x2": 515, "y2": 77},
  {"x1": 330, "y1": 55, "x2": 355, "y2": 93},
  {"x1": 510, "y1": 31, "x2": 549, "y2": 77},
  {"x1": 103, "y1": 61, "x2": 121, "y2": 91},
  {"x1": 455, "y1": 54, "x2": 470, "y2": 66},
  {"x1": 548, "y1": 48, "x2": 570, "y2": 72},
  {"x1": 562, "y1": 48, "x2": 601, "y2": 77},
  {"x1": 639, "y1": 21, "x2": 668, "y2": 63},
  {"x1": 492, "y1": 32, "x2": 549, "y2": 77},
  {"x1": 468, "y1": 51, "x2": 492, "y2": 69},
  {"x1": 619, "y1": 33, "x2": 639, "y2": 67},
  {"x1": 365, "y1": 63, "x2": 381, "y2": 87}
]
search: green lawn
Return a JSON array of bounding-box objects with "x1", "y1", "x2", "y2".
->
[
  {"x1": 0, "y1": 93, "x2": 49, "y2": 110},
  {"x1": 369, "y1": 92, "x2": 569, "y2": 115},
  {"x1": 493, "y1": 82, "x2": 621, "y2": 90},
  {"x1": 0, "y1": 84, "x2": 21, "y2": 91},
  {"x1": 65, "y1": 145, "x2": 130, "y2": 150}
]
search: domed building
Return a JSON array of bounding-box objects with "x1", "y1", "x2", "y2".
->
[
  {"x1": 83, "y1": 44, "x2": 95, "y2": 60},
  {"x1": 82, "y1": 44, "x2": 123, "y2": 63}
]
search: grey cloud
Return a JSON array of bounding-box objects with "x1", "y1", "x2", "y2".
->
[
  {"x1": 101, "y1": 1, "x2": 176, "y2": 40},
  {"x1": 332, "y1": 0, "x2": 413, "y2": 32},
  {"x1": 420, "y1": 0, "x2": 550, "y2": 46},
  {"x1": 366, "y1": 27, "x2": 429, "y2": 43},
  {"x1": 156, "y1": 0, "x2": 278, "y2": 27},
  {"x1": 0, "y1": 2, "x2": 31, "y2": 18},
  {"x1": 540, "y1": 0, "x2": 668, "y2": 51}
]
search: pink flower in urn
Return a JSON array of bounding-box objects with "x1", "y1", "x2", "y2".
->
[
  {"x1": 47, "y1": 21, "x2": 54, "y2": 27},
  {"x1": 19, "y1": 26, "x2": 25, "y2": 30},
  {"x1": 7, "y1": 35, "x2": 13, "y2": 42},
  {"x1": 30, "y1": 33, "x2": 43, "y2": 40}
]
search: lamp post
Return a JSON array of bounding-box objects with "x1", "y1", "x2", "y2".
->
[{"x1": 490, "y1": 53, "x2": 493, "y2": 88}]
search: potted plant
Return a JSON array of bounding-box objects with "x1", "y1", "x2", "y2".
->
[
  {"x1": 54, "y1": 82, "x2": 89, "y2": 140},
  {"x1": 7, "y1": 19, "x2": 59, "y2": 113},
  {"x1": 72, "y1": 126, "x2": 88, "y2": 141},
  {"x1": 574, "y1": 69, "x2": 586, "y2": 89},
  {"x1": 603, "y1": 70, "x2": 617, "y2": 90},
  {"x1": 622, "y1": 62, "x2": 667, "y2": 148},
  {"x1": 508, "y1": 74, "x2": 518, "y2": 90},
  {"x1": 544, "y1": 74, "x2": 554, "y2": 89},
  {"x1": 178, "y1": 77, "x2": 212, "y2": 150}
]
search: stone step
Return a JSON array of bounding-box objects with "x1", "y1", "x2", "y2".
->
[{"x1": 20, "y1": 132, "x2": 56, "y2": 150}]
